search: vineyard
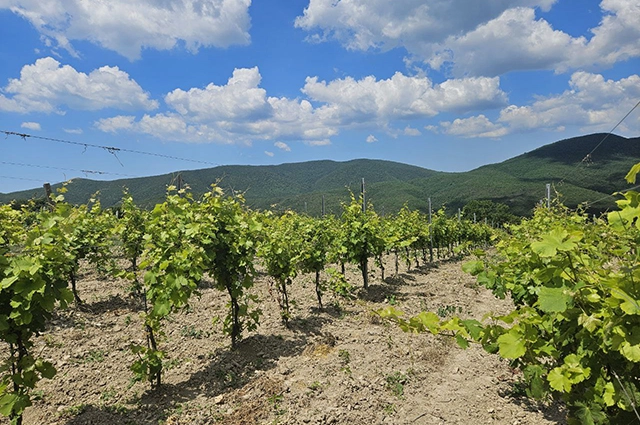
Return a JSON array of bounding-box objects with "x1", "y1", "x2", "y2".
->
[{"x1": 1, "y1": 166, "x2": 640, "y2": 424}]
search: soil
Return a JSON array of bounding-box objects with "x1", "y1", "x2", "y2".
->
[{"x1": 3, "y1": 254, "x2": 567, "y2": 425}]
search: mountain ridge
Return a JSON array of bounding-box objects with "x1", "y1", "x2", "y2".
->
[{"x1": 2, "y1": 133, "x2": 639, "y2": 216}]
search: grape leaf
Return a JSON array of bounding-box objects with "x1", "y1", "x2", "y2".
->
[
  {"x1": 548, "y1": 367, "x2": 572, "y2": 392},
  {"x1": 537, "y1": 286, "x2": 572, "y2": 313},
  {"x1": 497, "y1": 330, "x2": 526, "y2": 359}
]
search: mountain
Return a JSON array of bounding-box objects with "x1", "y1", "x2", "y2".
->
[{"x1": 1, "y1": 133, "x2": 639, "y2": 216}]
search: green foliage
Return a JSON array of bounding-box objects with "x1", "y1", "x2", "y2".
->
[
  {"x1": 381, "y1": 162, "x2": 640, "y2": 423},
  {"x1": 55, "y1": 196, "x2": 116, "y2": 304},
  {"x1": 136, "y1": 186, "x2": 206, "y2": 386},
  {"x1": 114, "y1": 191, "x2": 148, "y2": 295},
  {"x1": 338, "y1": 194, "x2": 386, "y2": 288},
  {"x1": 259, "y1": 211, "x2": 303, "y2": 325},
  {"x1": 385, "y1": 372, "x2": 409, "y2": 398},
  {"x1": 0, "y1": 205, "x2": 74, "y2": 424},
  {"x1": 198, "y1": 186, "x2": 261, "y2": 346},
  {"x1": 297, "y1": 215, "x2": 335, "y2": 308},
  {"x1": 462, "y1": 200, "x2": 519, "y2": 227}
]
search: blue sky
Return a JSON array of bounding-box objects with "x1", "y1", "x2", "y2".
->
[{"x1": 1, "y1": 0, "x2": 639, "y2": 193}]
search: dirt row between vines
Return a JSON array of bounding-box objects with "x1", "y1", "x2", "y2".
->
[{"x1": 4, "y1": 255, "x2": 567, "y2": 425}]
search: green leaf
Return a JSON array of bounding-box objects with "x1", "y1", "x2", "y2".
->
[
  {"x1": 455, "y1": 334, "x2": 469, "y2": 349},
  {"x1": 409, "y1": 311, "x2": 440, "y2": 333},
  {"x1": 625, "y1": 162, "x2": 640, "y2": 184},
  {"x1": 610, "y1": 288, "x2": 640, "y2": 315},
  {"x1": 573, "y1": 402, "x2": 606, "y2": 425},
  {"x1": 497, "y1": 330, "x2": 526, "y2": 359},
  {"x1": 548, "y1": 367, "x2": 572, "y2": 392},
  {"x1": 537, "y1": 286, "x2": 572, "y2": 313},
  {"x1": 531, "y1": 228, "x2": 578, "y2": 257},
  {"x1": 153, "y1": 300, "x2": 171, "y2": 317},
  {"x1": 0, "y1": 393, "x2": 19, "y2": 416},
  {"x1": 36, "y1": 360, "x2": 56, "y2": 379},
  {"x1": 461, "y1": 319, "x2": 484, "y2": 341},
  {"x1": 620, "y1": 341, "x2": 640, "y2": 362},
  {"x1": 602, "y1": 381, "x2": 615, "y2": 407},
  {"x1": 461, "y1": 260, "x2": 484, "y2": 275}
]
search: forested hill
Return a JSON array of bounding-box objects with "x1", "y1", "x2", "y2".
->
[{"x1": 1, "y1": 133, "x2": 639, "y2": 216}]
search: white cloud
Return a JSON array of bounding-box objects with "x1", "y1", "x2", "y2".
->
[
  {"x1": 3, "y1": 0, "x2": 252, "y2": 60},
  {"x1": 101, "y1": 67, "x2": 500, "y2": 145},
  {"x1": 95, "y1": 115, "x2": 136, "y2": 132},
  {"x1": 295, "y1": 0, "x2": 555, "y2": 52},
  {"x1": 302, "y1": 72, "x2": 507, "y2": 123},
  {"x1": 366, "y1": 134, "x2": 377, "y2": 143},
  {"x1": 166, "y1": 68, "x2": 271, "y2": 122},
  {"x1": 430, "y1": 72, "x2": 640, "y2": 138},
  {"x1": 427, "y1": 8, "x2": 586, "y2": 77},
  {"x1": 0, "y1": 57, "x2": 158, "y2": 113},
  {"x1": 63, "y1": 128, "x2": 83, "y2": 134},
  {"x1": 274, "y1": 141, "x2": 291, "y2": 151},
  {"x1": 304, "y1": 139, "x2": 331, "y2": 146},
  {"x1": 403, "y1": 126, "x2": 421, "y2": 136},
  {"x1": 20, "y1": 121, "x2": 41, "y2": 130},
  {"x1": 437, "y1": 115, "x2": 508, "y2": 138},
  {"x1": 296, "y1": 1, "x2": 640, "y2": 76},
  {"x1": 498, "y1": 72, "x2": 640, "y2": 133},
  {"x1": 264, "y1": 151, "x2": 274, "y2": 157}
]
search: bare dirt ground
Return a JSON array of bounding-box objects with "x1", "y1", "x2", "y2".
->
[{"x1": 4, "y1": 255, "x2": 567, "y2": 425}]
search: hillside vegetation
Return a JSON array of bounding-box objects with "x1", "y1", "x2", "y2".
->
[{"x1": 1, "y1": 133, "x2": 639, "y2": 216}]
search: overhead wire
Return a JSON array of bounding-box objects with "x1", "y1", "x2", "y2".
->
[
  {"x1": 1, "y1": 161, "x2": 137, "y2": 178},
  {"x1": 1, "y1": 130, "x2": 220, "y2": 167},
  {"x1": 554, "y1": 99, "x2": 640, "y2": 187},
  {"x1": 548, "y1": 98, "x2": 640, "y2": 210},
  {"x1": 0, "y1": 175, "x2": 43, "y2": 183}
]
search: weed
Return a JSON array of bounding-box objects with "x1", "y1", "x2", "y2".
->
[
  {"x1": 387, "y1": 294, "x2": 398, "y2": 306},
  {"x1": 180, "y1": 325, "x2": 204, "y2": 339},
  {"x1": 338, "y1": 349, "x2": 352, "y2": 375},
  {"x1": 84, "y1": 349, "x2": 106, "y2": 363},
  {"x1": 385, "y1": 371, "x2": 409, "y2": 397},
  {"x1": 59, "y1": 404, "x2": 87, "y2": 417},
  {"x1": 163, "y1": 357, "x2": 183, "y2": 371},
  {"x1": 383, "y1": 403, "x2": 397, "y2": 415},
  {"x1": 104, "y1": 404, "x2": 129, "y2": 415},
  {"x1": 436, "y1": 304, "x2": 463, "y2": 318},
  {"x1": 100, "y1": 388, "x2": 118, "y2": 402},
  {"x1": 43, "y1": 334, "x2": 62, "y2": 348},
  {"x1": 307, "y1": 381, "x2": 323, "y2": 392},
  {"x1": 124, "y1": 315, "x2": 132, "y2": 326},
  {"x1": 214, "y1": 368, "x2": 238, "y2": 387},
  {"x1": 268, "y1": 393, "x2": 286, "y2": 423}
]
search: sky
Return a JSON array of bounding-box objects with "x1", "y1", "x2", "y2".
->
[{"x1": 1, "y1": 0, "x2": 639, "y2": 194}]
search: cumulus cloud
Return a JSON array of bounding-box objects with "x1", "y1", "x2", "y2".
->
[
  {"x1": 436, "y1": 115, "x2": 508, "y2": 138},
  {"x1": 429, "y1": 72, "x2": 640, "y2": 137},
  {"x1": 63, "y1": 128, "x2": 83, "y2": 134},
  {"x1": 0, "y1": 57, "x2": 158, "y2": 113},
  {"x1": 366, "y1": 134, "x2": 377, "y2": 143},
  {"x1": 295, "y1": 0, "x2": 555, "y2": 52},
  {"x1": 20, "y1": 121, "x2": 41, "y2": 130},
  {"x1": 95, "y1": 115, "x2": 136, "y2": 132},
  {"x1": 497, "y1": 72, "x2": 640, "y2": 133},
  {"x1": 2, "y1": 0, "x2": 252, "y2": 60},
  {"x1": 98, "y1": 67, "x2": 501, "y2": 145},
  {"x1": 427, "y1": 8, "x2": 585, "y2": 76},
  {"x1": 296, "y1": 0, "x2": 640, "y2": 76},
  {"x1": 302, "y1": 72, "x2": 507, "y2": 123},
  {"x1": 403, "y1": 126, "x2": 421, "y2": 136},
  {"x1": 274, "y1": 141, "x2": 291, "y2": 151},
  {"x1": 264, "y1": 151, "x2": 274, "y2": 157}
]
